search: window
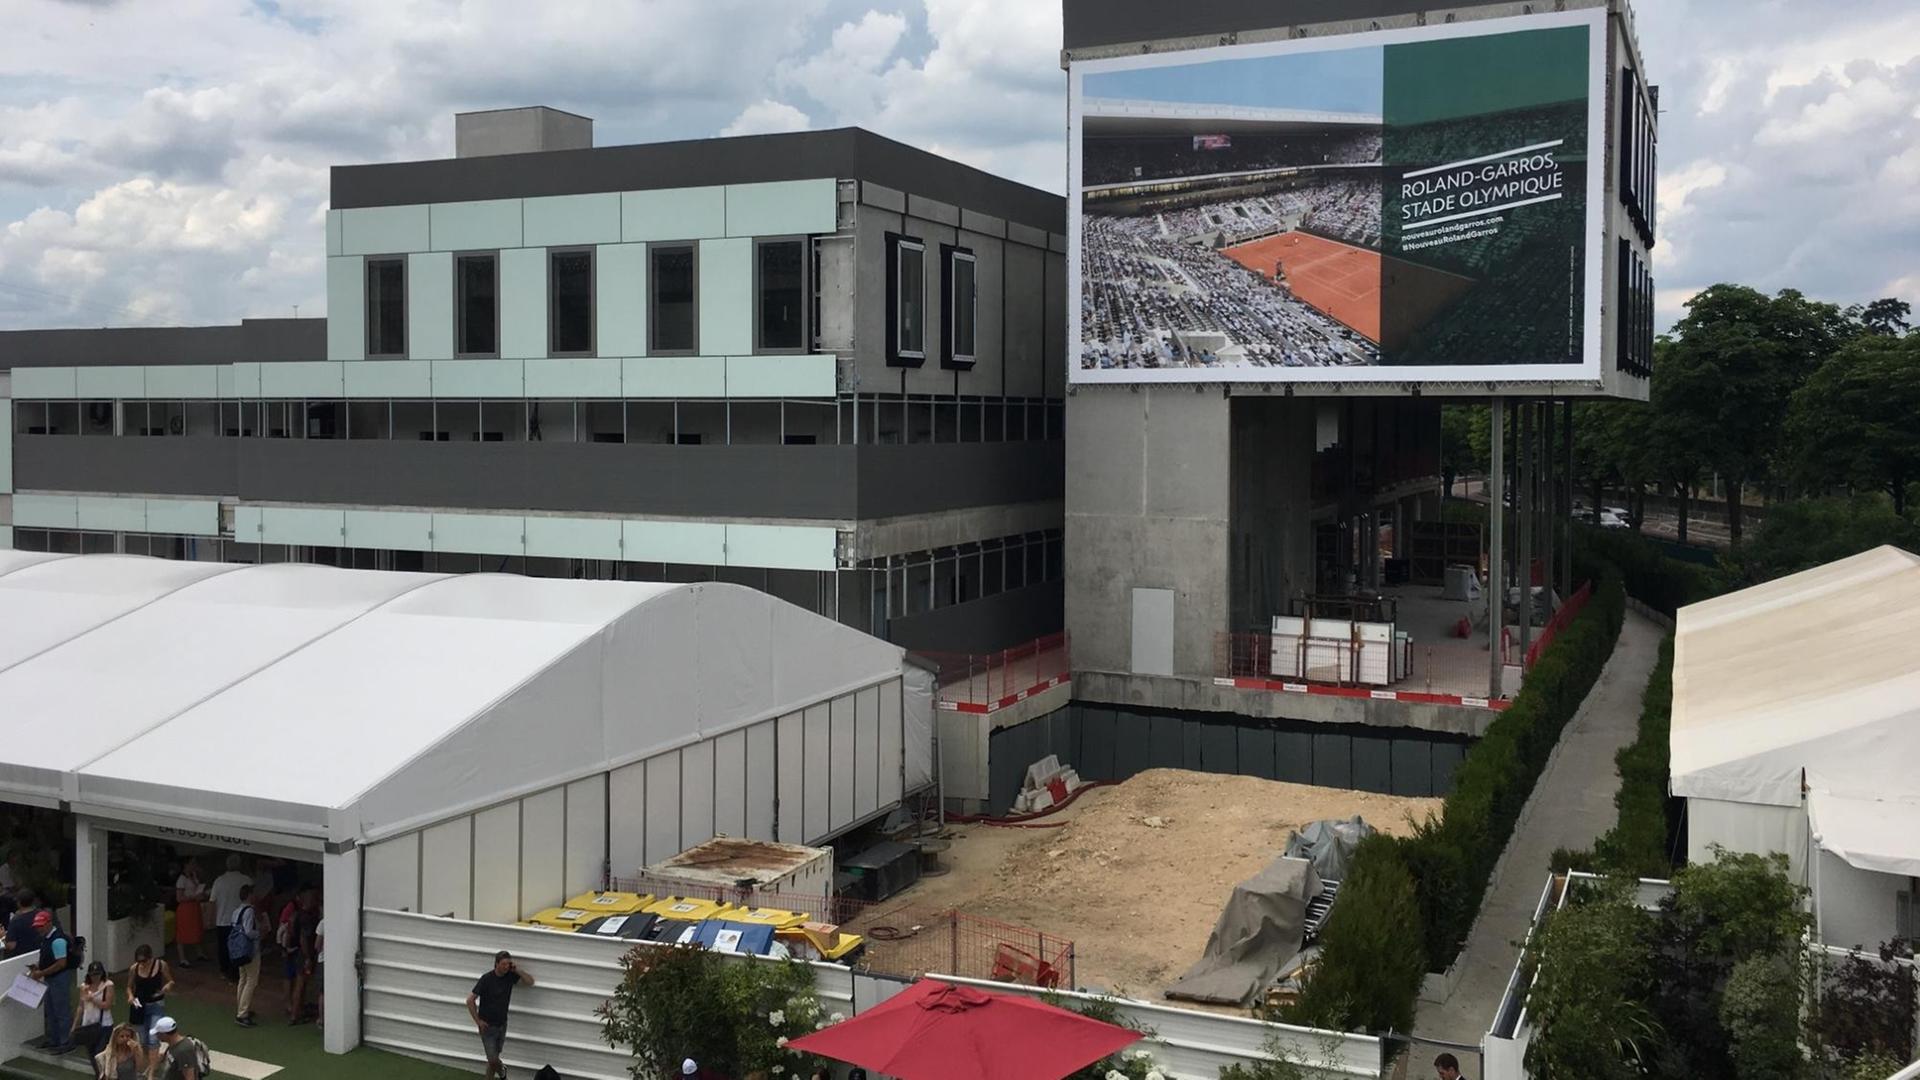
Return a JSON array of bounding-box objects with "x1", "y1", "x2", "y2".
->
[
  {"x1": 887, "y1": 234, "x2": 926, "y2": 365},
  {"x1": 549, "y1": 248, "x2": 594, "y2": 356},
  {"x1": 649, "y1": 243, "x2": 697, "y2": 354},
  {"x1": 455, "y1": 253, "x2": 499, "y2": 357},
  {"x1": 365, "y1": 257, "x2": 407, "y2": 358},
  {"x1": 942, "y1": 246, "x2": 977, "y2": 367},
  {"x1": 754, "y1": 238, "x2": 808, "y2": 353}
]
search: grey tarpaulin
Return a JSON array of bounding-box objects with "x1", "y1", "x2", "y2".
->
[
  {"x1": 1165, "y1": 855, "x2": 1320, "y2": 1006},
  {"x1": 1283, "y1": 817, "x2": 1376, "y2": 881}
]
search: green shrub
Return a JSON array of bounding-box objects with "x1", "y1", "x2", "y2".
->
[
  {"x1": 1281, "y1": 834, "x2": 1425, "y2": 1034},
  {"x1": 1666, "y1": 849, "x2": 1810, "y2": 964},
  {"x1": 1720, "y1": 955, "x2": 1807, "y2": 1080},
  {"x1": 1590, "y1": 637, "x2": 1676, "y2": 878},
  {"x1": 1576, "y1": 528, "x2": 1721, "y2": 616},
  {"x1": 599, "y1": 945, "x2": 827, "y2": 1080},
  {"x1": 1523, "y1": 879, "x2": 1661, "y2": 1080}
]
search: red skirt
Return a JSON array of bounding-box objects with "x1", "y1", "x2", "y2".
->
[{"x1": 175, "y1": 900, "x2": 204, "y2": 946}]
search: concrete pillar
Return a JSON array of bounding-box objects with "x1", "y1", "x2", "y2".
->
[
  {"x1": 1518, "y1": 401, "x2": 1534, "y2": 660},
  {"x1": 1561, "y1": 399, "x2": 1575, "y2": 595},
  {"x1": 322, "y1": 846, "x2": 362, "y2": 1055},
  {"x1": 1488, "y1": 400, "x2": 1505, "y2": 695},
  {"x1": 1540, "y1": 399, "x2": 1555, "y2": 609},
  {"x1": 74, "y1": 817, "x2": 107, "y2": 958}
]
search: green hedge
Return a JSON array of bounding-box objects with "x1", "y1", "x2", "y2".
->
[
  {"x1": 1575, "y1": 528, "x2": 1720, "y2": 617},
  {"x1": 1590, "y1": 637, "x2": 1677, "y2": 879},
  {"x1": 1284, "y1": 567, "x2": 1627, "y2": 1032},
  {"x1": 1282, "y1": 834, "x2": 1426, "y2": 1035}
]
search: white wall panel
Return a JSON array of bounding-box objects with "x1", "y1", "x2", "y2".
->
[
  {"x1": 259, "y1": 361, "x2": 344, "y2": 399},
  {"x1": 644, "y1": 752, "x2": 682, "y2": 865},
  {"x1": 564, "y1": 774, "x2": 608, "y2": 897},
  {"x1": 725, "y1": 354, "x2": 837, "y2": 398},
  {"x1": 712, "y1": 730, "x2": 747, "y2": 839},
  {"x1": 499, "y1": 247, "x2": 547, "y2": 360},
  {"x1": 828, "y1": 695, "x2": 856, "y2": 834},
  {"x1": 224, "y1": 363, "x2": 261, "y2": 399},
  {"x1": 75, "y1": 495, "x2": 145, "y2": 533},
  {"x1": 724, "y1": 179, "x2": 838, "y2": 238},
  {"x1": 344, "y1": 359, "x2": 432, "y2": 398},
  {"x1": 623, "y1": 520, "x2": 724, "y2": 566},
  {"x1": 430, "y1": 358, "x2": 523, "y2": 398},
  {"x1": 11, "y1": 368, "x2": 75, "y2": 399},
  {"x1": 431, "y1": 513, "x2": 525, "y2": 557},
  {"x1": 623, "y1": 356, "x2": 724, "y2": 398},
  {"x1": 143, "y1": 499, "x2": 219, "y2": 537},
  {"x1": 144, "y1": 365, "x2": 220, "y2": 399},
  {"x1": 232, "y1": 505, "x2": 263, "y2": 545},
  {"x1": 697, "y1": 238, "x2": 753, "y2": 356},
  {"x1": 340, "y1": 204, "x2": 430, "y2": 256},
  {"x1": 471, "y1": 803, "x2": 521, "y2": 925},
  {"x1": 326, "y1": 209, "x2": 343, "y2": 256},
  {"x1": 776, "y1": 712, "x2": 804, "y2": 845},
  {"x1": 429, "y1": 199, "x2": 523, "y2": 252},
  {"x1": 75, "y1": 366, "x2": 143, "y2": 399},
  {"x1": 523, "y1": 193, "x2": 621, "y2": 248},
  {"x1": 524, "y1": 516, "x2": 622, "y2": 560},
  {"x1": 407, "y1": 252, "x2": 455, "y2": 361},
  {"x1": 260, "y1": 507, "x2": 345, "y2": 547},
  {"x1": 363, "y1": 832, "x2": 420, "y2": 912},
  {"x1": 606, "y1": 763, "x2": 645, "y2": 881},
  {"x1": 419, "y1": 816, "x2": 473, "y2": 920},
  {"x1": 747, "y1": 721, "x2": 777, "y2": 842},
  {"x1": 878, "y1": 679, "x2": 904, "y2": 808},
  {"x1": 678, "y1": 739, "x2": 715, "y2": 850},
  {"x1": 623, "y1": 186, "x2": 725, "y2": 242},
  {"x1": 519, "y1": 786, "x2": 567, "y2": 915},
  {"x1": 525, "y1": 357, "x2": 621, "y2": 397},
  {"x1": 344, "y1": 510, "x2": 433, "y2": 553},
  {"x1": 803, "y1": 705, "x2": 831, "y2": 842},
  {"x1": 724, "y1": 524, "x2": 837, "y2": 572},
  {"x1": 854, "y1": 685, "x2": 880, "y2": 823}
]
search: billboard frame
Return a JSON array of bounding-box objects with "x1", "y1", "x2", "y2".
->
[{"x1": 1068, "y1": 7, "x2": 1609, "y2": 388}]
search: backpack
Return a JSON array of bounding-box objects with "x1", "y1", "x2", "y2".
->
[
  {"x1": 188, "y1": 1036, "x2": 212, "y2": 1075},
  {"x1": 227, "y1": 908, "x2": 255, "y2": 962}
]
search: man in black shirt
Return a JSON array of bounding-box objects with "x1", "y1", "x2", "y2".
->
[{"x1": 467, "y1": 951, "x2": 534, "y2": 1080}]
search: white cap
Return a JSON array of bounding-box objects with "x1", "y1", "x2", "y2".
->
[
  {"x1": 150, "y1": 1017, "x2": 178, "y2": 1036},
  {"x1": 682, "y1": 1061, "x2": 698, "y2": 1075}
]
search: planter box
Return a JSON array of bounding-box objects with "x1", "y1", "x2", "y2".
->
[{"x1": 105, "y1": 905, "x2": 165, "y2": 973}]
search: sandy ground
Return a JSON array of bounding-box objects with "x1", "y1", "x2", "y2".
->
[{"x1": 857, "y1": 768, "x2": 1441, "y2": 1005}]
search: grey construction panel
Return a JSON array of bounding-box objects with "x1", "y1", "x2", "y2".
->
[
  {"x1": 1182, "y1": 721, "x2": 1205, "y2": 772},
  {"x1": 1237, "y1": 727, "x2": 1278, "y2": 781},
  {"x1": 1431, "y1": 741, "x2": 1467, "y2": 797},
  {"x1": 854, "y1": 685, "x2": 881, "y2": 823},
  {"x1": 1275, "y1": 730, "x2": 1314, "y2": 785},
  {"x1": 1063, "y1": 0, "x2": 1439, "y2": 51},
  {"x1": 803, "y1": 704, "x2": 832, "y2": 841},
  {"x1": 712, "y1": 730, "x2": 748, "y2": 839},
  {"x1": 1311, "y1": 733, "x2": 1352, "y2": 789},
  {"x1": 1391, "y1": 739, "x2": 1435, "y2": 799},
  {"x1": 1047, "y1": 710, "x2": 1075, "y2": 772},
  {"x1": 857, "y1": 442, "x2": 1064, "y2": 518},
  {"x1": 1351, "y1": 735, "x2": 1393, "y2": 795},
  {"x1": 829, "y1": 695, "x2": 857, "y2": 833},
  {"x1": 1112, "y1": 710, "x2": 1151, "y2": 781},
  {"x1": 1077, "y1": 707, "x2": 1117, "y2": 782},
  {"x1": 1201, "y1": 724, "x2": 1239, "y2": 774},
  {"x1": 644, "y1": 751, "x2": 682, "y2": 865},
  {"x1": 14, "y1": 436, "x2": 237, "y2": 498},
  {"x1": 746, "y1": 721, "x2": 777, "y2": 841},
  {"x1": 776, "y1": 712, "x2": 805, "y2": 845},
  {"x1": 0, "y1": 318, "x2": 324, "y2": 369},
  {"x1": 333, "y1": 128, "x2": 1063, "y2": 234},
  {"x1": 679, "y1": 739, "x2": 716, "y2": 850},
  {"x1": 1148, "y1": 715, "x2": 1184, "y2": 771}
]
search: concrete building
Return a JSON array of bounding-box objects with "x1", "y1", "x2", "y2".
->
[{"x1": 0, "y1": 116, "x2": 1067, "y2": 657}]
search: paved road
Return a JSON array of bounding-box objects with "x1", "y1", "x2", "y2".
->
[{"x1": 1413, "y1": 608, "x2": 1667, "y2": 1048}]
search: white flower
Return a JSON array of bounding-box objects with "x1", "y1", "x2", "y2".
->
[
  {"x1": 1147, "y1": 1071, "x2": 1166, "y2": 1080},
  {"x1": 830, "y1": 1012, "x2": 846, "y2": 1023},
  {"x1": 1106, "y1": 1071, "x2": 1128, "y2": 1080},
  {"x1": 776, "y1": 1036, "x2": 789, "y2": 1048},
  {"x1": 1130, "y1": 1050, "x2": 1149, "y2": 1060},
  {"x1": 769, "y1": 1010, "x2": 786, "y2": 1026},
  {"x1": 771, "y1": 1068, "x2": 784, "y2": 1076}
]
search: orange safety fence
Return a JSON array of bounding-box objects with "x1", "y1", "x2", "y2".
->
[{"x1": 911, "y1": 631, "x2": 1070, "y2": 708}]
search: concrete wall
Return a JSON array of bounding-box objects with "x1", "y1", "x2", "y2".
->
[{"x1": 1065, "y1": 386, "x2": 1231, "y2": 677}]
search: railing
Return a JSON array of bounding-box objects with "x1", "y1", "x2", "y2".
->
[
  {"x1": 912, "y1": 631, "x2": 1070, "y2": 710},
  {"x1": 1523, "y1": 580, "x2": 1592, "y2": 670}
]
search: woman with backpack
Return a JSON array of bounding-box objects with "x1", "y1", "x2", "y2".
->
[{"x1": 71, "y1": 961, "x2": 115, "y2": 1061}]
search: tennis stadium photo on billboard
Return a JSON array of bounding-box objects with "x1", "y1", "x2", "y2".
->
[{"x1": 1070, "y1": 9, "x2": 1606, "y2": 385}]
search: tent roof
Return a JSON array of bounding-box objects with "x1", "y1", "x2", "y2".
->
[
  {"x1": 0, "y1": 556, "x2": 914, "y2": 844},
  {"x1": 1807, "y1": 787, "x2": 1920, "y2": 878},
  {"x1": 1670, "y1": 545, "x2": 1920, "y2": 807}
]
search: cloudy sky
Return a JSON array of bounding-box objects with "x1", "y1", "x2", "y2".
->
[{"x1": 0, "y1": 0, "x2": 1915, "y2": 332}]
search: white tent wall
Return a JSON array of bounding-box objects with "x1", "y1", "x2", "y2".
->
[
  {"x1": 1816, "y1": 847, "x2": 1907, "y2": 952},
  {"x1": 1686, "y1": 797, "x2": 1811, "y2": 884}
]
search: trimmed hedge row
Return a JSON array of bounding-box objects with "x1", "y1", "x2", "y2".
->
[
  {"x1": 1283, "y1": 565, "x2": 1628, "y2": 1033},
  {"x1": 1590, "y1": 636, "x2": 1677, "y2": 879},
  {"x1": 1575, "y1": 528, "x2": 1720, "y2": 617}
]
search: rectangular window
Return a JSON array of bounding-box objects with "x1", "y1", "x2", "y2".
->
[
  {"x1": 943, "y1": 246, "x2": 977, "y2": 367},
  {"x1": 649, "y1": 243, "x2": 697, "y2": 355},
  {"x1": 365, "y1": 257, "x2": 407, "y2": 358},
  {"x1": 455, "y1": 253, "x2": 499, "y2": 357},
  {"x1": 887, "y1": 234, "x2": 926, "y2": 365},
  {"x1": 549, "y1": 248, "x2": 594, "y2": 356},
  {"x1": 755, "y1": 238, "x2": 807, "y2": 353}
]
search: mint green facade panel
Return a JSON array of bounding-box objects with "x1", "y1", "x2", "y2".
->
[
  {"x1": 327, "y1": 256, "x2": 365, "y2": 361},
  {"x1": 233, "y1": 506, "x2": 264, "y2": 544},
  {"x1": 14, "y1": 494, "x2": 78, "y2": 529},
  {"x1": 596, "y1": 243, "x2": 648, "y2": 357},
  {"x1": 623, "y1": 186, "x2": 725, "y2": 242},
  {"x1": 0, "y1": 401, "x2": 10, "y2": 493},
  {"x1": 12, "y1": 368, "x2": 75, "y2": 398},
  {"x1": 260, "y1": 361, "x2": 345, "y2": 399},
  {"x1": 725, "y1": 179, "x2": 838, "y2": 238},
  {"x1": 0, "y1": 527, "x2": 11, "y2": 551},
  {"x1": 431, "y1": 359, "x2": 524, "y2": 398},
  {"x1": 326, "y1": 209, "x2": 343, "y2": 257},
  {"x1": 408, "y1": 252, "x2": 455, "y2": 361},
  {"x1": 340, "y1": 205, "x2": 430, "y2": 256},
  {"x1": 76, "y1": 496, "x2": 146, "y2": 533},
  {"x1": 76, "y1": 366, "x2": 144, "y2": 399},
  {"x1": 429, "y1": 199, "x2": 523, "y2": 252},
  {"x1": 698, "y1": 238, "x2": 753, "y2": 357},
  {"x1": 622, "y1": 357, "x2": 725, "y2": 398},
  {"x1": 344, "y1": 359, "x2": 432, "y2": 397},
  {"x1": 725, "y1": 354, "x2": 837, "y2": 398},
  {"x1": 623, "y1": 520, "x2": 724, "y2": 565},
  {"x1": 261, "y1": 506, "x2": 345, "y2": 546},
  {"x1": 344, "y1": 510, "x2": 433, "y2": 552},
  {"x1": 226, "y1": 364, "x2": 262, "y2": 399},
  {"x1": 724, "y1": 524, "x2": 837, "y2": 572},
  {"x1": 143, "y1": 499, "x2": 220, "y2": 537},
  {"x1": 500, "y1": 247, "x2": 548, "y2": 360},
  {"x1": 431, "y1": 513, "x2": 525, "y2": 557},
  {"x1": 525, "y1": 358, "x2": 621, "y2": 398},
  {"x1": 523, "y1": 193, "x2": 621, "y2": 248},
  {"x1": 525, "y1": 517, "x2": 622, "y2": 560},
  {"x1": 144, "y1": 365, "x2": 221, "y2": 399}
]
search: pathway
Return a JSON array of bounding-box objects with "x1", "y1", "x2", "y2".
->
[{"x1": 1414, "y1": 608, "x2": 1666, "y2": 1048}]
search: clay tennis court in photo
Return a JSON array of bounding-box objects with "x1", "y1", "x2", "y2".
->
[{"x1": 1224, "y1": 231, "x2": 1476, "y2": 348}]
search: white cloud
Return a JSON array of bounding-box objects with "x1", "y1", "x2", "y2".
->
[{"x1": 721, "y1": 100, "x2": 814, "y2": 138}]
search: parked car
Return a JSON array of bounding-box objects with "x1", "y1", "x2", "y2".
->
[{"x1": 1597, "y1": 509, "x2": 1631, "y2": 530}]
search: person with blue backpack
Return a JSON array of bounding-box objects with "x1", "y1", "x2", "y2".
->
[{"x1": 226, "y1": 885, "x2": 265, "y2": 1027}]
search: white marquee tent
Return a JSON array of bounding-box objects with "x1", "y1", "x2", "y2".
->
[
  {"x1": 0, "y1": 552, "x2": 934, "y2": 1052},
  {"x1": 1670, "y1": 545, "x2": 1920, "y2": 945}
]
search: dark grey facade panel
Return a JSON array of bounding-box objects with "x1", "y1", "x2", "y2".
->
[
  {"x1": 13, "y1": 436, "x2": 239, "y2": 496},
  {"x1": 883, "y1": 581, "x2": 1064, "y2": 654},
  {"x1": 0, "y1": 319, "x2": 325, "y2": 369},
  {"x1": 1063, "y1": 0, "x2": 1440, "y2": 51},
  {"x1": 332, "y1": 127, "x2": 1065, "y2": 234},
  {"x1": 1237, "y1": 726, "x2": 1278, "y2": 780},
  {"x1": 1149, "y1": 714, "x2": 1184, "y2": 770},
  {"x1": 855, "y1": 441, "x2": 1064, "y2": 518},
  {"x1": 1275, "y1": 729, "x2": 1314, "y2": 785}
]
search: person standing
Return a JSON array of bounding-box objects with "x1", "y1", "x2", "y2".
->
[
  {"x1": 3, "y1": 887, "x2": 44, "y2": 959},
  {"x1": 207, "y1": 856, "x2": 249, "y2": 983},
  {"x1": 27, "y1": 910, "x2": 77, "y2": 1055},
  {"x1": 71, "y1": 961, "x2": 115, "y2": 1060},
  {"x1": 227, "y1": 885, "x2": 264, "y2": 1027},
  {"x1": 284, "y1": 888, "x2": 319, "y2": 1025},
  {"x1": 313, "y1": 909, "x2": 326, "y2": 1032},
  {"x1": 127, "y1": 944, "x2": 174, "y2": 1072},
  {"x1": 1433, "y1": 1052, "x2": 1466, "y2": 1080},
  {"x1": 94, "y1": 1023, "x2": 142, "y2": 1080},
  {"x1": 172, "y1": 859, "x2": 208, "y2": 969},
  {"x1": 467, "y1": 951, "x2": 534, "y2": 1080},
  {"x1": 149, "y1": 1017, "x2": 204, "y2": 1080}
]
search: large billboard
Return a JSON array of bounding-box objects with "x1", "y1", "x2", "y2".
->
[{"x1": 1070, "y1": 9, "x2": 1606, "y2": 385}]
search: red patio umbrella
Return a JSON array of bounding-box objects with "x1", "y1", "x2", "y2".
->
[{"x1": 787, "y1": 979, "x2": 1140, "y2": 1080}]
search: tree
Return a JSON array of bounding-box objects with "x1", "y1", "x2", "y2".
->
[
  {"x1": 1786, "y1": 333, "x2": 1920, "y2": 512},
  {"x1": 1282, "y1": 835, "x2": 1425, "y2": 1034},
  {"x1": 1843, "y1": 297, "x2": 1912, "y2": 337},
  {"x1": 1524, "y1": 879, "x2": 1661, "y2": 1080},
  {"x1": 1439, "y1": 405, "x2": 1481, "y2": 497},
  {"x1": 1724, "y1": 497, "x2": 1920, "y2": 586}
]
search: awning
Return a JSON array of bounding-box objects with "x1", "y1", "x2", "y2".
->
[{"x1": 1808, "y1": 786, "x2": 1920, "y2": 878}]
